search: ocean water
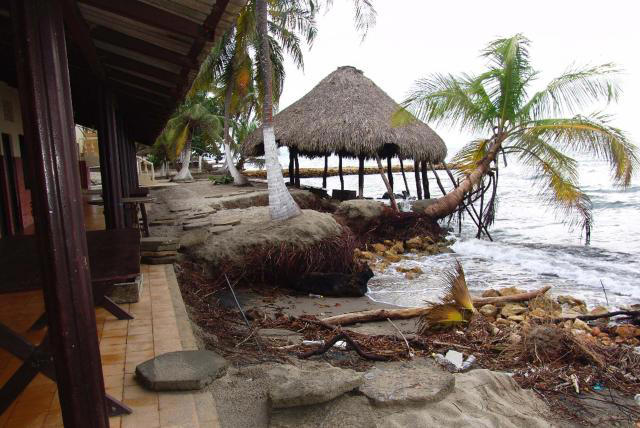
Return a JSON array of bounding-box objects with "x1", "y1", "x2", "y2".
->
[{"x1": 293, "y1": 156, "x2": 640, "y2": 309}]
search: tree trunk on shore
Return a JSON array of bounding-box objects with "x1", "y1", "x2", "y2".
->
[
  {"x1": 358, "y1": 155, "x2": 364, "y2": 198},
  {"x1": 223, "y1": 83, "x2": 249, "y2": 186},
  {"x1": 173, "y1": 139, "x2": 193, "y2": 181},
  {"x1": 339, "y1": 154, "x2": 344, "y2": 190},
  {"x1": 421, "y1": 160, "x2": 430, "y2": 199},
  {"x1": 321, "y1": 285, "x2": 551, "y2": 326},
  {"x1": 322, "y1": 155, "x2": 328, "y2": 188},
  {"x1": 400, "y1": 158, "x2": 410, "y2": 196},
  {"x1": 256, "y1": 0, "x2": 301, "y2": 220},
  {"x1": 386, "y1": 156, "x2": 394, "y2": 191},
  {"x1": 376, "y1": 155, "x2": 398, "y2": 211},
  {"x1": 424, "y1": 138, "x2": 503, "y2": 219},
  {"x1": 414, "y1": 160, "x2": 423, "y2": 199}
]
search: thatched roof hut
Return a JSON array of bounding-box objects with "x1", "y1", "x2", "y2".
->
[{"x1": 243, "y1": 66, "x2": 447, "y2": 162}]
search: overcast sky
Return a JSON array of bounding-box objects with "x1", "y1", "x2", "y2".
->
[{"x1": 278, "y1": 0, "x2": 639, "y2": 159}]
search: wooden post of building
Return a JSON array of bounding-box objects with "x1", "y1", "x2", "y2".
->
[
  {"x1": 376, "y1": 155, "x2": 398, "y2": 211},
  {"x1": 414, "y1": 160, "x2": 423, "y2": 200},
  {"x1": 294, "y1": 153, "x2": 300, "y2": 187},
  {"x1": 288, "y1": 148, "x2": 294, "y2": 185},
  {"x1": 97, "y1": 87, "x2": 125, "y2": 229},
  {"x1": 11, "y1": 1, "x2": 109, "y2": 426},
  {"x1": 399, "y1": 158, "x2": 410, "y2": 196},
  {"x1": 386, "y1": 156, "x2": 394, "y2": 191},
  {"x1": 338, "y1": 154, "x2": 344, "y2": 191},
  {"x1": 358, "y1": 155, "x2": 365, "y2": 198},
  {"x1": 421, "y1": 160, "x2": 430, "y2": 199},
  {"x1": 322, "y1": 155, "x2": 328, "y2": 189}
]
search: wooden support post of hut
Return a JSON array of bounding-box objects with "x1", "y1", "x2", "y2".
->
[
  {"x1": 386, "y1": 156, "x2": 394, "y2": 192},
  {"x1": 294, "y1": 152, "x2": 300, "y2": 187},
  {"x1": 322, "y1": 155, "x2": 328, "y2": 188},
  {"x1": 376, "y1": 155, "x2": 398, "y2": 211},
  {"x1": 358, "y1": 155, "x2": 365, "y2": 198},
  {"x1": 399, "y1": 158, "x2": 410, "y2": 196},
  {"x1": 421, "y1": 160, "x2": 430, "y2": 199},
  {"x1": 288, "y1": 149, "x2": 295, "y2": 184},
  {"x1": 338, "y1": 154, "x2": 344, "y2": 190},
  {"x1": 414, "y1": 160, "x2": 423, "y2": 199}
]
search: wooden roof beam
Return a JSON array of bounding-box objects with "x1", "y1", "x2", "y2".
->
[
  {"x1": 98, "y1": 50, "x2": 181, "y2": 84},
  {"x1": 107, "y1": 68, "x2": 176, "y2": 96},
  {"x1": 78, "y1": 0, "x2": 203, "y2": 38},
  {"x1": 92, "y1": 26, "x2": 196, "y2": 68},
  {"x1": 59, "y1": 0, "x2": 105, "y2": 80}
]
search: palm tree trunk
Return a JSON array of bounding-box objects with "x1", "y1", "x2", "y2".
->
[
  {"x1": 223, "y1": 83, "x2": 248, "y2": 186},
  {"x1": 173, "y1": 139, "x2": 193, "y2": 181},
  {"x1": 256, "y1": 0, "x2": 301, "y2": 221},
  {"x1": 322, "y1": 155, "x2": 328, "y2": 188},
  {"x1": 424, "y1": 139, "x2": 503, "y2": 219},
  {"x1": 376, "y1": 155, "x2": 398, "y2": 211},
  {"x1": 414, "y1": 160, "x2": 423, "y2": 199},
  {"x1": 399, "y1": 158, "x2": 410, "y2": 196},
  {"x1": 339, "y1": 154, "x2": 344, "y2": 190},
  {"x1": 421, "y1": 160, "x2": 430, "y2": 199}
]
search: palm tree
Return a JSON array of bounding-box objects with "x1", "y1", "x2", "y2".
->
[
  {"x1": 254, "y1": 0, "x2": 376, "y2": 220},
  {"x1": 190, "y1": 0, "x2": 317, "y2": 188},
  {"x1": 157, "y1": 95, "x2": 223, "y2": 182},
  {"x1": 402, "y1": 35, "x2": 638, "y2": 237}
]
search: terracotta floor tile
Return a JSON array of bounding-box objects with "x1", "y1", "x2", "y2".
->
[
  {"x1": 121, "y1": 409, "x2": 160, "y2": 428},
  {"x1": 125, "y1": 333, "x2": 154, "y2": 344},
  {"x1": 42, "y1": 409, "x2": 63, "y2": 427},
  {"x1": 5, "y1": 411, "x2": 47, "y2": 428},
  {"x1": 109, "y1": 416, "x2": 122, "y2": 428}
]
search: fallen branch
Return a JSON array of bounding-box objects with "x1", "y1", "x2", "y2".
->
[
  {"x1": 320, "y1": 287, "x2": 552, "y2": 327},
  {"x1": 387, "y1": 318, "x2": 413, "y2": 358},
  {"x1": 472, "y1": 286, "x2": 552, "y2": 306},
  {"x1": 298, "y1": 332, "x2": 389, "y2": 361},
  {"x1": 321, "y1": 307, "x2": 430, "y2": 326}
]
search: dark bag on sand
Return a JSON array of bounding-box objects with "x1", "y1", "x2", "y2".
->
[{"x1": 292, "y1": 266, "x2": 374, "y2": 297}]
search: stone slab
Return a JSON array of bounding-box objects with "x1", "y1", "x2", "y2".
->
[
  {"x1": 211, "y1": 219, "x2": 241, "y2": 227},
  {"x1": 183, "y1": 220, "x2": 211, "y2": 231},
  {"x1": 149, "y1": 219, "x2": 178, "y2": 226},
  {"x1": 141, "y1": 255, "x2": 178, "y2": 265},
  {"x1": 358, "y1": 360, "x2": 454, "y2": 407},
  {"x1": 136, "y1": 350, "x2": 229, "y2": 391},
  {"x1": 141, "y1": 236, "x2": 179, "y2": 251},
  {"x1": 267, "y1": 363, "x2": 363, "y2": 409},
  {"x1": 140, "y1": 250, "x2": 178, "y2": 257},
  {"x1": 108, "y1": 274, "x2": 143, "y2": 304},
  {"x1": 208, "y1": 225, "x2": 233, "y2": 235}
]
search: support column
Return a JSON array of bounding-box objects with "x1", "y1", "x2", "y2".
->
[
  {"x1": 322, "y1": 155, "x2": 328, "y2": 189},
  {"x1": 421, "y1": 160, "x2": 430, "y2": 199},
  {"x1": 414, "y1": 160, "x2": 423, "y2": 199},
  {"x1": 11, "y1": 1, "x2": 109, "y2": 426},
  {"x1": 288, "y1": 149, "x2": 294, "y2": 185},
  {"x1": 97, "y1": 87, "x2": 125, "y2": 229},
  {"x1": 386, "y1": 156, "x2": 394, "y2": 191},
  {"x1": 338, "y1": 154, "x2": 344, "y2": 191},
  {"x1": 358, "y1": 155, "x2": 365, "y2": 198}
]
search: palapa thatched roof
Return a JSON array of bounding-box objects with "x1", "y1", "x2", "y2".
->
[{"x1": 243, "y1": 66, "x2": 447, "y2": 162}]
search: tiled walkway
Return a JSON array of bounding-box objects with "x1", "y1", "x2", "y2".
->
[{"x1": 0, "y1": 264, "x2": 219, "y2": 428}]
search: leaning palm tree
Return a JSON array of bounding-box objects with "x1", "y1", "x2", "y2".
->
[
  {"x1": 156, "y1": 96, "x2": 223, "y2": 182},
  {"x1": 401, "y1": 34, "x2": 638, "y2": 237}
]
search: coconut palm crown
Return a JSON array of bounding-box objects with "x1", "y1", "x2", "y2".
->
[{"x1": 401, "y1": 34, "x2": 638, "y2": 238}]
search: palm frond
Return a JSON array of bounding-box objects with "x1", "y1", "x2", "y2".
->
[
  {"x1": 521, "y1": 113, "x2": 639, "y2": 186},
  {"x1": 440, "y1": 260, "x2": 474, "y2": 311},
  {"x1": 518, "y1": 63, "x2": 621, "y2": 121},
  {"x1": 402, "y1": 73, "x2": 494, "y2": 134},
  {"x1": 418, "y1": 303, "x2": 467, "y2": 334}
]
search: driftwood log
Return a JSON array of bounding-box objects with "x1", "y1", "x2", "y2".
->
[
  {"x1": 320, "y1": 286, "x2": 552, "y2": 327},
  {"x1": 472, "y1": 286, "x2": 552, "y2": 305}
]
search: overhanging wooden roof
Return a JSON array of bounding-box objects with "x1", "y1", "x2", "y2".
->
[{"x1": 0, "y1": 0, "x2": 246, "y2": 144}]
